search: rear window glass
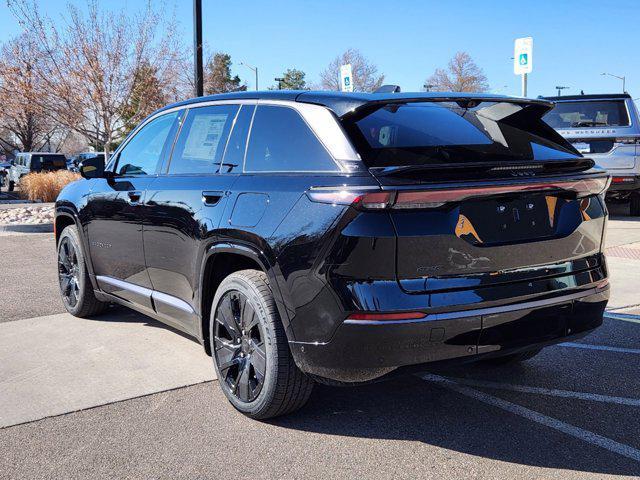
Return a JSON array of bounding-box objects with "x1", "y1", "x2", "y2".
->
[
  {"x1": 345, "y1": 101, "x2": 577, "y2": 168},
  {"x1": 31, "y1": 154, "x2": 67, "y2": 171},
  {"x1": 543, "y1": 100, "x2": 630, "y2": 128}
]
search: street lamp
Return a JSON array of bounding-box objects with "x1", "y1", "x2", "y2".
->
[
  {"x1": 601, "y1": 72, "x2": 626, "y2": 93},
  {"x1": 274, "y1": 77, "x2": 285, "y2": 90},
  {"x1": 240, "y1": 62, "x2": 259, "y2": 91},
  {"x1": 556, "y1": 86, "x2": 570, "y2": 96}
]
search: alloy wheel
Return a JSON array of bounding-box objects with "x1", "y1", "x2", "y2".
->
[
  {"x1": 213, "y1": 290, "x2": 267, "y2": 403},
  {"x1": 58, "y1": 237, "x2": 80, "y2": 308}
]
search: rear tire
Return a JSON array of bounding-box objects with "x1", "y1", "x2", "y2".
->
[
  {"x1": 481, "y1": 347, "x2": 543, "y2": 366},
  {"x1": 630, "y1": 193, "x2": 640, "y2": 217},
  {"x1": 210, "y1": 269, "x2": 314, "y2": 419},
  {"x1": 57, "y1": 225, "x2": 108, "y2": 317}
]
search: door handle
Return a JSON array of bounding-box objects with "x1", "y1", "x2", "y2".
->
[
  {"x1": 202, "y1": 191, "x2": 224, "y2": 206},
  {"x1": 127, "y1": 191, "x2": 142, "y2": 203}
]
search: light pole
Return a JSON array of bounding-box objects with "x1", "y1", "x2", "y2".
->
[
  {"x1": 601, "y1": 72, "x2": 626, "y2": 93},
  {"x1": 240, "y1": 62, "x2": 259, "y2": 91},
  {"x1": 193, "y1": 0, "x2": 203, "y2": 97},
  {"x1": 274, "y1": 77, "x2": 285, "y2": 90},
  {"x1": 556, "y1": 86, "x2": 570, "y2": 96}
]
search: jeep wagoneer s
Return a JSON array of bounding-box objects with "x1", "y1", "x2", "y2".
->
[{"x1": 55, "y1": 91, "x2": 610, "y2": 419}]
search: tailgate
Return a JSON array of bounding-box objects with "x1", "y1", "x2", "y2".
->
[{"x1": 381, "y1": 177, "x2": 607, "y2": 293}]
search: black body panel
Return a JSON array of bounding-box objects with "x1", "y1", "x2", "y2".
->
[{"x1": 55, "y1": 91, "x2": 610, "y2": 383}]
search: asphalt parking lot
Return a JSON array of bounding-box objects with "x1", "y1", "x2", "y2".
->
[{"x1": 2, "y1": 210, "x2": 640, "y2": 479}]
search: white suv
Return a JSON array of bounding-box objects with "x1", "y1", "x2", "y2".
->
[{"x1": 542, "y1": 93, "x2": 640, "y2": 215}]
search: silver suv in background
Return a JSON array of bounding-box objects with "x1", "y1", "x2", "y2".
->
[{"x1": 542, "y1": 93, "x2": 640, "y2": 215}]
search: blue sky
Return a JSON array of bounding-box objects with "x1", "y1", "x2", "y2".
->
[{"x1": 1, "y1": 0, "x2": 638, "y2": 98}]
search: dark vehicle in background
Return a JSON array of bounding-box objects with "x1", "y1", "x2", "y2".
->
[
  {"x1": 68, "y1": 152, "x2": 106, "y2": 172},
  {"x1": 542, "y1": 93, "x2": 640, "y2": 215},
  {"x1": 55, "y1": 91, "x2": 610, "y2": 419},
  {"x1": 6, "y1": 152, "x2": 67, "y2": 191}
]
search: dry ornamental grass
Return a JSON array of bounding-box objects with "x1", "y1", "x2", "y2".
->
[{"x1": 20, "y1": 170, "x2": 82, "y2": 202}]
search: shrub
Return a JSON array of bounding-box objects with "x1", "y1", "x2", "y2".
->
[{"x1": 20, "y1": 170, "x2": 82, "y2": 202}]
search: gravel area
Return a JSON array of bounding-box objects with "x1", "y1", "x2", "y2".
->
[{"x1": 0, "y1": 204, "x2": 54, "y2": 225}]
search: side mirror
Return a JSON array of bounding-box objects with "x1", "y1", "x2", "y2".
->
[{"x1": 79, "y1": 156, "x2": 106, "y2": 179}]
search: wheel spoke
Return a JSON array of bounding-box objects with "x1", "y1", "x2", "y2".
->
[
  {"x1": 243, "y1": 304, "x2": 259, "y2": 331},
  {"x1": 250, "y1": 342, "x2": 266, "y2": 380},
  {"x1": 237, "y1": 361, "x2": 251, "y2": 402},
  {"x1": 214, "y1": 338, "x2": 240, "y2": 372},
  {"x1": 59, "y1": 274, "x2": 72, "y2": 294},
  {"x1": 218, "y1": 295, "x2": 241, "y2": 337},
  {"x1": 59, "y1": 240, "x2": 72, "y2": 272}
]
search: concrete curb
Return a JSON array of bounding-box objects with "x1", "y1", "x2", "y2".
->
[{"x1": 0, "y1": 223, "x2": 53, "y2": 233}]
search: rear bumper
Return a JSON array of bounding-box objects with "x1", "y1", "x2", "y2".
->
[{"x1": 290, "y1": 286, "x2": 609, "y2": 382}]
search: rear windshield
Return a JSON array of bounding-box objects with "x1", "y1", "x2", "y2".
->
[
  {"x1": 344, "y1": 101, "x2": 577, "y2": 168},
  {"x1": 31, "y1": 154, "x2": 67, "y2": 171},
  {"x1": 543, "y1": 100, "x2": 630, "y2": 129}
]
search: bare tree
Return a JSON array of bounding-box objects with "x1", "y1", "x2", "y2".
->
[
  {"x1": 7, "y1": 0, "x2": 184, "y2": 157},
  {"x1": 425, "y1": 52, "x2": 489, "y2": 93},
  {"x1": 0, "y1": 34, "x2": 57, "y2": 152},
  {"x1": 319, "y1": 48, "x2": 385, "y2": 92}
]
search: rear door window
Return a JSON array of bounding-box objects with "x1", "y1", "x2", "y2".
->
[
  {"x1": 168, "y1": 104, "x2": 239, "y2": 174},
  {"x1": 244, "y1": 105, "x2": 337, "y2": 172}
]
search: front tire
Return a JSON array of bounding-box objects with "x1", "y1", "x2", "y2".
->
[
  {"x1": 57, "y1": 225, "x2": 108, "y2": 317},
  {"x1": 210, "y1": 269, "x2": 314, "y2": 419}
]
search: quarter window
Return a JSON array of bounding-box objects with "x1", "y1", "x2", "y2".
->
[
  {"x1": 116, "y1": 111, "x2": 178, "y2": 175},
  {"x1": 244, "y1": 105, "x2": 336, "y2": 172},
  {"x1": 168, "y1": 105, "x2": 239, "y2": 174}
]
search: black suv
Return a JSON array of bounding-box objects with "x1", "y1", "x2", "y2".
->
[{"x1": 55, "y1": 91, "x2": 610, "y2": 419}]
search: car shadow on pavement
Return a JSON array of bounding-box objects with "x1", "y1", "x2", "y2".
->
[
  {"x1": 268, "y1": 327, "x2": 640, "y2": 477},
  {"x1": 88, "y1": 305, "x2": 200, "y2": 344}
]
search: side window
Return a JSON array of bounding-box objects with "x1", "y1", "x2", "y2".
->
[
  {"x1": 116, "y1": 111, "x2": 178, "y2": 176},
  {"x1": 220, "y1": 104, "x2": 255, "y2": 173},
  {"x1": 244, "y1": 106, "x2": 337, "y2": 172},
  {"x1": 168, "y1": 104, "x2": 239, "y2": 174}
]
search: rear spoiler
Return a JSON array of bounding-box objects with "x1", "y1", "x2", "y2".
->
[{"x1": 339, "y1": 96, "x2": 578, "y2": 156}]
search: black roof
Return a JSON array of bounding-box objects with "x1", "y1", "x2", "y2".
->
[
  {"x1": 159, "y1": 90, "x2": 553, "y2": 118},
  {"x1": 541, "y1": 93, "x2": 631, "y2": 102}
]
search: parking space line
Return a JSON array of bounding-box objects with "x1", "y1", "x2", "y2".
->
[
  {"x1": 560, "y1": 342, "x2": 640, "y2": 355},
  {"x1": 435, "y1": 376, "x2": 640, "y2": 406},
  {"x1": 605, "y1": 312, "x2": 640, "y2": 325},
  {"x1": 420, "y1": 374, "x2": 640, "y2": 463}
]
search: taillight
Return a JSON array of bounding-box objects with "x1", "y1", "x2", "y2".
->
[
  {"x1": 306, "y1": 189, "x2": 392, "y2": 209},
  {"x1": 307, "y1": 176, "x2": 611, "y2": 210},
  {"x1": 612, "y1": 176, "x2": 635, "y2": 184}
]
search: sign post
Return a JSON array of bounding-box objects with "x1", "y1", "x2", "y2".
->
[
  {"x1": 514, "y1": 37, "x2": 533, "y2": 97},
  {"x1": 340, "y1": 64, "x2": 354, "y2": 92}
]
